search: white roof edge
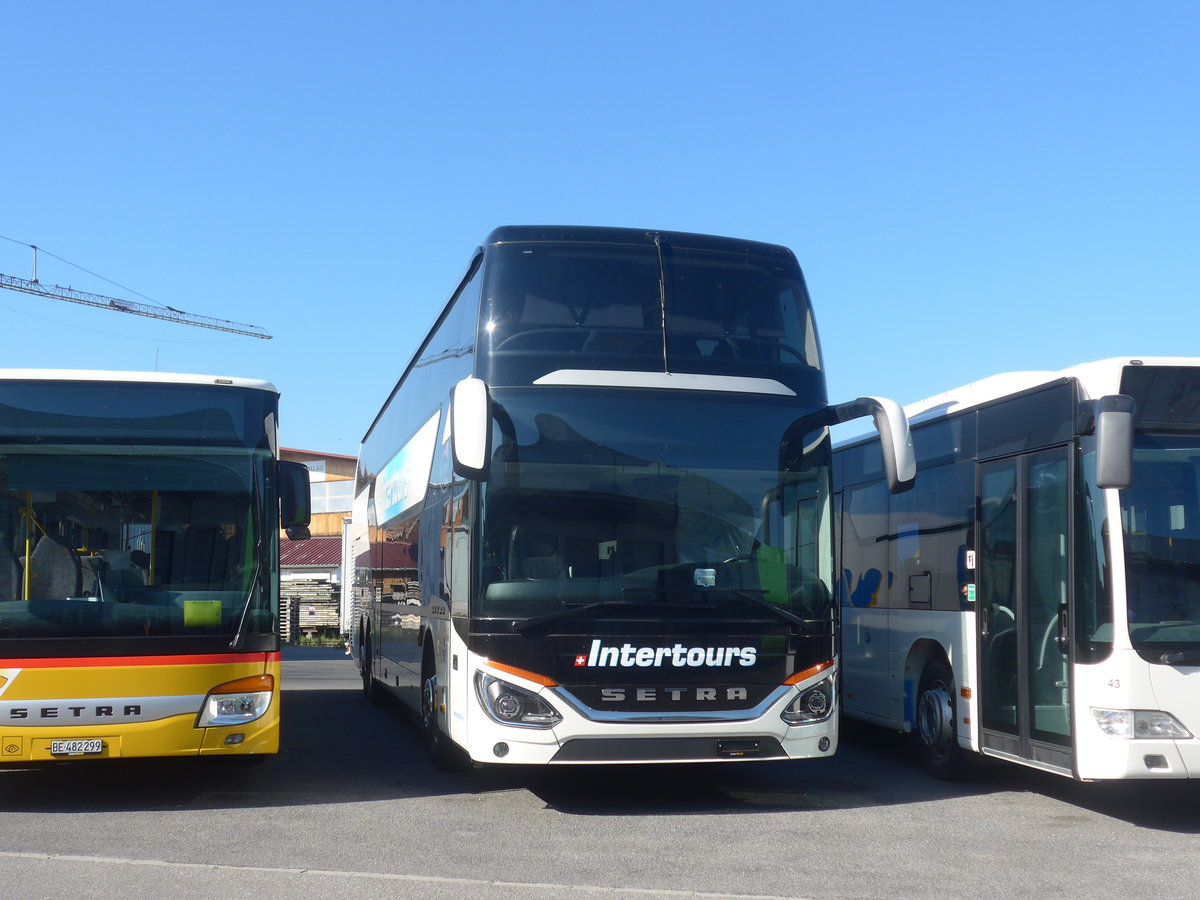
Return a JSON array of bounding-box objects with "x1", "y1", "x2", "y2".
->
[
  {"x1": 533, "y1": 369, "x2": 796, "y2": 396},
  {"x1": 0, "y1": 369, "x2": 277, "y2": 393},
  {"x1": 905, "y1": 356, "x2": 1200, "y2": 424}
]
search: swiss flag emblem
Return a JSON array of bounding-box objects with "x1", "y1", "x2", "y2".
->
[{"x1": 574, "y1": 655, "x2": 588, "y2": 666}]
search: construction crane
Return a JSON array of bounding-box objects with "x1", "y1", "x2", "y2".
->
[{"x1": 0, "y1": 244, "x2": 271, "y2": 339}]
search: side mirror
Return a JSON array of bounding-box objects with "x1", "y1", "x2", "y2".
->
[
  {"x1": 278, "y1": 459, "x2": 312, "y2": 540},
  {"x1": 827, "y1": 396, "x2": 916, "y2": 493},
  {"x1": 452, "y1": 376, "x2": 492, "y2": 481},
  {"x1": 1094, "y1": 394, "x2": 1135, "y2": 489}
]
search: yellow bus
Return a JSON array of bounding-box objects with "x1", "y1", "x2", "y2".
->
[{"x1": 0, "y1": 370, "x2": 310, "y2": 763}]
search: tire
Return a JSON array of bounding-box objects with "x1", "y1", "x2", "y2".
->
[
  {"x1": 915, "y1": 658, "x2": 966, "y2": 780},
  {"x1": 421, "y1": 652, "x2": 464, "y2": 772},
  {"x1": 361, "y1": 629, "x2": 381, "y2": 705}
]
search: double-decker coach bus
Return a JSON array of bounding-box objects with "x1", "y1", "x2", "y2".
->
[
  {"x1": 0, "y1": 370, "x2": 311, "y2": 763},
  {"x1": 835, "y1": 357, "x2": 1200, "y2": 781},
  {"x1": 352, "y1": 225, "x2": 913, "y2": 767}
]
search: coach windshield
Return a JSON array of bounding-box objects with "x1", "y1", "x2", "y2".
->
[{"x1": 476, "y1": 388, "x2": 834, "y2": 647}]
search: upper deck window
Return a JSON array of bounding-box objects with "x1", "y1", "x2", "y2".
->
[{"x1": 479, "y1": 235, "x2": 824, "y2": 397}]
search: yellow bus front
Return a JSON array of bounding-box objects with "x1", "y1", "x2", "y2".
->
[{"x1": 0, "y1": 651, "x2": 279, "y2": 762}]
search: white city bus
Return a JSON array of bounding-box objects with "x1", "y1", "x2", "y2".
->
[
  {"x1": 352, "y1": 225, "x2": 913, "y2": 768},
  {"x1": 835, "y1": 357, "x2": 1200, "y2": 780}
]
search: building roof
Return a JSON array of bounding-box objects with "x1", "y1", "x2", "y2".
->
[
  {"x1": 355, "y1": 541, "x2": 417, "y2": 570},
  {"x1": 280, "y1": 536, "x2": 342, "y2": 567},
  {"x1": 280, "y1": 537, "x2": 417, "y2": 571}
]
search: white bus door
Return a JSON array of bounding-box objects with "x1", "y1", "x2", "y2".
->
[{"x1": 977, "y1": 448, "x2": 1073, "y2": 775}]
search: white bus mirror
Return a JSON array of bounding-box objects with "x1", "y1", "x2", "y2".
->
[
  {"x1": 1094, "y1": 394, "x2": 1135, "y2": 490},
  {"x1": 452, "y1": 376, "x2": 492, "y2": 481},
  {"x1": 827, "y1": 396, "x2": 916, "y2": 494}
]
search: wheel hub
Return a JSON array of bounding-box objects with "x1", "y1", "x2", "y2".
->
[{"x1": 918, "y1": 682, "x2": 953, "y2": 753}]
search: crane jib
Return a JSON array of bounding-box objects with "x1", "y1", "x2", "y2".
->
[{"x1": 0, "y1": 271, "x2": 271, "y2": 339}]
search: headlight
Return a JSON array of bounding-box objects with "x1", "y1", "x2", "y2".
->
[
  {"x1": 196, "y1": 675, "x2": 273, "y2": 727},
  {"x1": 475, "y1": 672, "x2": 562, "y2": 728},
  {"x1": 1091, "y1": 708, "x2": 1193, "y2": 739},
  {"x1": 781, "y1": 675, "x2": 835, "y2": 725}
]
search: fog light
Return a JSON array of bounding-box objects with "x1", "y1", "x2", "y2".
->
[
  {"x1": 494, "y1": 742, "x2": 509, "y2": 758},
  {"x1": 224, "y1": 733, "x2": 245, "y2": 746},
  {"x1": 1144, "y1": 754, "x2": 1169, "y2": 770},
  {"x1": 819, "y1": 736, "x2": 831, "y2": 752}
]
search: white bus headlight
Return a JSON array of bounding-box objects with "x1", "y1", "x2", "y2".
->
[
  {"x1": 196, "y1": 675, "x2": 274, "y2": 727},
  {"x1": 781, "y1": 676, "x2": 835, "y2": 725},
  {"x1": 1091, "y1": 708, "x2": 1192, "y2": 740},
  {"x1": 475, "y1": 672, "x2": 562, "y2": 728}
]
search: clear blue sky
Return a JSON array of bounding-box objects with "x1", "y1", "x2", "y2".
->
[{"x1": 3, "y1": 2, "x2": 1198, "y2": 455}]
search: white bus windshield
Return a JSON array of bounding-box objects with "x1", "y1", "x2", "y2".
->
[{"x1": 1122, "y1": 434, "x2": 1200, "y2": 662}]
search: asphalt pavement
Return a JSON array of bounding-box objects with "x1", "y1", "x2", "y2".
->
[{"x1": 3, "y1": 650, "x2": 1200, "y2": 899}]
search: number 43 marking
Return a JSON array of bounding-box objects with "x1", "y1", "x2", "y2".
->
[{"x1": 1107, "y1": 679, "x2": 1121, "y2": 688}]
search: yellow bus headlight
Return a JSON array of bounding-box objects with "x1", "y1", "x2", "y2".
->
[{"x1": 196, "y1": 674, "x2": 274, "y2": 728}]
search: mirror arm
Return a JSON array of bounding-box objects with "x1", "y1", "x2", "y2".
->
[{"x1": 827, "y1": 396, "x2": 916, "y2": 494}]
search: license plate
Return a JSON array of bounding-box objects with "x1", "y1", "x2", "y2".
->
[{"x1": 50, "y1": 739, "x2": 103, "y2": 756}]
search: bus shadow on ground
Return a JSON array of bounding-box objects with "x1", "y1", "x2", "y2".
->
[
  {"x1": 470, "y1": 716, "x2": 991, "y2": 817},
  {"x1": 0, "y1": 694, "x2": 973, "y2": 816},
  {"x1": 6, "y1": 692, "x2": 1200, "y2": 832},
  {"x1": 835, "y1": 718, "x2": 1200, "y2": 835},
  {"x1": 1001, "y1": 768, "x2": 1200, "y2": 834},
  {"x1": 506, "y1": 719, "x2": 1200, "y2": 830},
  {"x1": 0, "y1": 688, "x2": 461, "y2": 813}
]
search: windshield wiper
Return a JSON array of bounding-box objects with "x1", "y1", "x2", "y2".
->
[
  {"x1": 514, "y1": 588, "x2": 824, "y2": 637},
  {"x1": 515, "y1": 600, "x2": 706, "y2": 634},
  {"x1": 230, "y1": 464, "x2": 264, "y2": 651},
  {"x1": 1160, "y1": 648, "x2": 1200, "y2": 666},
  {"x1": 228, "y1": 559, "x2": 263, "y2": 650},
  {"x1": 722, "y1": 589, "x2": 821, "y2": 635}
]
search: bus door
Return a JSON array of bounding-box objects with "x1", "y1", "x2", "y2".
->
[
  {"x1": 838, "y1": 480, "x2": 893, "y2": 722},
  {"x1": 977, "y1": 447, "x2": 1072, "y2": 774}
]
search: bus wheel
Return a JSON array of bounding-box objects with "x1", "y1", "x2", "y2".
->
[
  {"x1": 916, "y1": 658, "x2": 964, "y2": 780},
  {"x1": 361, "y1": 631, "x2": 380, "y2": 705},
  {"x1": 421, "y1": 653, "x2": 463, "y2": 772}
]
